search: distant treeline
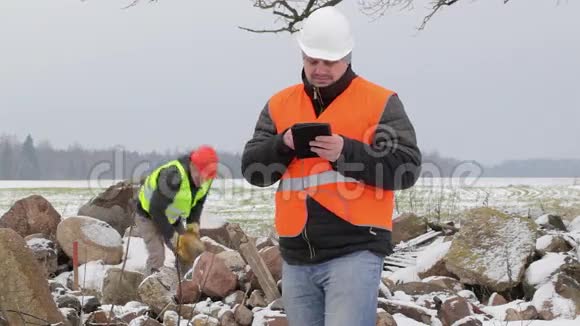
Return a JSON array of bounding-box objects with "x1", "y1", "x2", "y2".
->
[{"x1": 0, "y1": 134, "x2": 579, "y2": 180}]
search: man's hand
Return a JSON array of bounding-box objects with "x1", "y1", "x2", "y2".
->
[
  {"x1": 283, "y1": 129, "x2": 295, "y2": 150},
  {"x1": 310, "y1": 134, "x2": 344, "y2": 162}
]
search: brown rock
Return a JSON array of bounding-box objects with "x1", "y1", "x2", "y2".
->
[
  {"x1": 192, "y1": 252, "x2": 238, "y2": 298},
  {"x1": 487, "y1": 293, "x2": 508, "y2": 306},
  {"x1": 382, "y1": 277, "x2": 396, "y2": 290},
  {"x1": 0, "y1": 228, "x2": 64, "y2": 326},
  {"x1": 376, "y1": 309, "x2": 397, "y2": 326},
  {"x1": 439, "y1": 296, "x2": 473, "y2": 326},
  {"x1": 0, "y1": 195, "x2": 61, "y2": 239},
  {"x1": 224, "y1": 290, "x2": 246, "y2": 307},
  {"x1": 554, "y1": 273, "x2": 580, "y2": 314},
  {"x1": 78, "y1": 180, "x2": 138, "y2": 236},
  {"x1": 56, "y1": 215, "x2": 123, "y2": 265},
  {"x1": 377, "y1": 299, "x2": 432, "y2": 324},
  {"x1": 392, "y1": 213, "x2": 428, "y2": 244},
  {"x1": 535, "y1": 214, "x2": 567, "y2": 231},
  {"x1": 260, "y1": 246, "x2": 282, "y2": 282},
  {"x1": 26, "y1": 236, "x2": 58, "y2": 277},
  {"x1": 177, "y1": 280, "x2": 201, "y2": 304},
  {"x1": 537, "y1": 235, "x2": 573, "y2": 256},
  {"x1": 248, "y1": 289, "x2": 267, "y2": 308},
  {"x1": 266, "y1": 317, "x2": 288, "y2": 326},
  {"x1": 256, "y1": 237, "x2": 277, "y2": 250},
  {"x1": 163, "y1": 311, "x2": 179, "y2": 326},
  {"x1": 393, "y1": 282, "x2": 450, "y2": 296},
  {"x1": 202, "y1": 236, "x2": 231, "y2": 254},
  {"x1": 59, "y1": 307, "x2": 80, "y2": 326},
  {"x1": 217, "y1": 250, "x2": 247, "y2": 273},
  {"x1": 424, "y1": 276, "x2": 464, "y2": 293},
  {"x1": 560, "y1": 263, "x2": 580, "y2": 283},
  {"x1": 102, "y1": 268, "x2": 145, "y2": 305},
  {"x1": 85, "y1": 310, "x2": 110, "y2": 324},
  {"x1": 505, "y1": 306, "x2": 538, "y2": 321},
  {"x1": 234, "y1": 304, "x2": 254, "y2": 326},
  {"x1": 219, "y1": 310, "x2": 237, "y2": 326},
  {"x1": 200, "y1": 222, "x2": 236, "y2": 249},
  {"x1": 189, "y1": 314, "x2": 220, "y2": 325},
  {"x1": 138, "y1": 267, "x2": 178, "y2": 314},
  {"x1": 120, "y1": 311, "x2": 140, "y2": 324}
]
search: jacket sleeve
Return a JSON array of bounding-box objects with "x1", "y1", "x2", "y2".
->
[
  {"x1": 185, "y1": 192, "x2": 206, "y2": 226},
  {"x1": 333, "y1": 94, "x2": 421, "y2": 190},
  {"x1": 241, "y1": 103, "x2": 296, "y2": 187},
  {"x1": 148, "y1": 166, "x2": 181, "y2": 246}
]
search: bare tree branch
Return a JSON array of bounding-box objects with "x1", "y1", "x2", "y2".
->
[
  {"x1": 241, "y1": 0, "x2": 521, "y2": 33},
  {"x1": 124, "y1": 0, "x2": 556, "y2": 34},
  {"x1": 238, "y1": 25, "x2": 294, "y2": 34},
  {"x1": 122, "y1": 0, "x2": 157, "y2": 10},
  {"x1": 419, "y1": 0, "x2": 460, "y2": 30},
  {"x1": 238, "y1": 0, "x2": 345, "y2": 34}
]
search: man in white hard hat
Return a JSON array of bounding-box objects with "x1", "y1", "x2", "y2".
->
[{"x1": 242, "y1": 6, "x2": 421, "y2": 326}]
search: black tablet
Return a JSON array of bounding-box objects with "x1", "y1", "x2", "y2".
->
[{"x1": 291, "y1": 122, "x2": 332, "y2": 158}]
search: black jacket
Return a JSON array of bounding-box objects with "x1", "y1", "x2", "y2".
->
[
  {"x1": 241, "y1": 66, "x2": 422, "y2": 264},
  {"x1": 136, "y1": 155, "x2": 207, "y2": 246}
]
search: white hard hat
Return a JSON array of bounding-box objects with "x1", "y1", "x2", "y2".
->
[{"x1": 296, "y1": 6, "x2": 354, "y2": 61}]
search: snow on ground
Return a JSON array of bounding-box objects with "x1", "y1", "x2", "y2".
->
[
  {"x1": 117, "y1": 236, "x2": 148, "y2": 274},
  {"x1": 481, "y1": 319, "x2": 580, "y2": 326},
  {"x1": 481, "y1": 300, "x2": 533, "y2": 320},
  {"x1": 416, "y1": 240, "x2": 452, "y2": 275},
  {"x1": 81, "y1": 219, "x2": 122, "y2": 247},
  {"x1": 537, "y1": 235, "x2": 555, "y2": 251},
  {"x1": 2, "y1": 178, "x2": 580, "y2": 228},
  {"x1": 393, "y1": 313, "x2": 429, "y2": 325},
  {"x1": 568, "y1": 216, "x2": 580, "y2": 232},
  {"x1": 532, "y1": 281, "x2": 577, "y2": 320},
  {"x1": 386, "y1": 266, "x2": 421, "y2": 284},
  {"x1": 76, "y1": 260, "x2": 111, "y2": 292},
  {"x1": 26, "y1": 237, "x2": 55, "y2": 251},
  {"x1": 524, "y1": 253, "x2": 568, "y2": 289},
  {"x1": 251, "y1": 308, "x2": 286, "y2": 326}
]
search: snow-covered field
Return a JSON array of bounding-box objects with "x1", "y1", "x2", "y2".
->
[{"x1": 1, "y1": 178, "x2": 580, "y2": 236}]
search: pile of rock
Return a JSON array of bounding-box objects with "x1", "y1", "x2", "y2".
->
[
  {"x1": 382, "y1": 208, "x2": 580, "y2": 325},
  {"x1": 1, "y1": 182, "x2": 579, "y2": 325}
]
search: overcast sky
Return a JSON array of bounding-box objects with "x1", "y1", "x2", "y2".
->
[{"x1": 1, "y1": 0, "x2": 578, "y2": 165}]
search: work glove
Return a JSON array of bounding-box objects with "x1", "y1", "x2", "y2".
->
[{"x1": 175, "y1": 223, "x2": 205, "y2": 269}]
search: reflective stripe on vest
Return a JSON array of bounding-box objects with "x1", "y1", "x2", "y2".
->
[
  {"x1": 277, "y1": 170, "x2": 359, "y2": 192},
  {"x1": 268, "y1": 77, "x2": 396, "y2": 237}
]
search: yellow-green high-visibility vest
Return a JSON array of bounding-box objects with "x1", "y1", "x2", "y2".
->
[{"x1": 138, "y1": 160, "x2": 212, "y2": 224}]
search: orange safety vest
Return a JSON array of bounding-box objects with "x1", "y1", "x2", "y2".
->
[{"x1": 269, "y1": 77, "x2": 396, "y2": 237}]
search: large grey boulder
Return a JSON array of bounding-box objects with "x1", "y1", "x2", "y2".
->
[
  {"x1": 445, "y1": 208, "x2": 537, "y2": 292},
  {"x1": 56, "y1": 215, "x2": 123, "y2": 264}
]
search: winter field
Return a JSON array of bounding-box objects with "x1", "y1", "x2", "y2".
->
[{"x1": 1, "y1": 178, "x2": 580, "y2": 236}]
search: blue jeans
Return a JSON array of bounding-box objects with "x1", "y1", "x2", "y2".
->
[{"x1": 281, "y1": 250, "x2": 384, "y2": 326}]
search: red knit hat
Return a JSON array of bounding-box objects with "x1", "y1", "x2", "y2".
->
[{"x1": 190, "y1": 145, "x2": 218, "y2": 180}]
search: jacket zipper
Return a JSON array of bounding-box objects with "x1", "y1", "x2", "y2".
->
[
  {"x1": 302, "y1": 227, "x2": 315, "y2": 260},
  {"x1": 312, "y1": 86, "x2": 325, "y2": 116}
]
